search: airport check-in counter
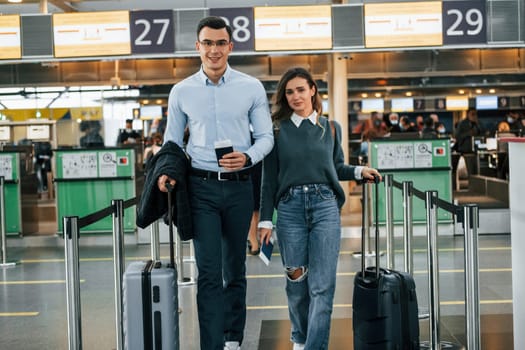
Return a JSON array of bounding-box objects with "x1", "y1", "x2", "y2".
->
[
  {"x1": 0, "y1": 151, "x2": 22, "y2": 236},
  {"x1": 54, "y1": 147, "x2": 136, "y2": 234},
  {"x1": 369, "y1": 137, "x2": 453, "y2": 224}
]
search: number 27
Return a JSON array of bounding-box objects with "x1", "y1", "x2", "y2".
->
[{"x1": 134, "y1": 18, "x2": 170, "y2": 46}]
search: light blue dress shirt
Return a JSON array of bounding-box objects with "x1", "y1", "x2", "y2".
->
[{"x1": 164, "y1": 64, "x2": 274, "y2": 172}]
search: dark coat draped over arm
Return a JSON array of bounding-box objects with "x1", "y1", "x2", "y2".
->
[{"x1": 137, "y1": 141, "x2": 193, "y2": 240}]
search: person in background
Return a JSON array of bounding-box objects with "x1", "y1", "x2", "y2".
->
[
  {"x1": 504, "y1": 111, "x2": 521, "y2": 134},
  {"x1": 399, "y1": 115, "x2": 417, "y2": 132},
  {"x1": 415, "y1": 115, "x2": 424, "y2": 131},
  {"x1": 157, "y1": 16, "x2": 273, "y2": 350},
  {"x1": 430, "y1": 113, "x2": 440, "y2": 126},
  {"x1": 79, "y1": 120, "x2": 104, "y2": 148},
  {"x1": 388, "y1": 112, "x2": 401, "y2": 133},
  {"x1": 435, "y1": 122, "x2": 448, "y2": 137},
  {"x1": 117, "y1": 119, "x2": 141, "y2": 145},
  {"x1": 143, "y1": 132, "x2": 163, "y2": 168},
  {"x1": 454, "y1": 108, "x2": 482, "y2": 153},
  {"x1": 258, "y1": 67, "x2": 381, "y2": 350},
  {"x1": 421, "y1": 116, "x2": 438, "y2": 139}
]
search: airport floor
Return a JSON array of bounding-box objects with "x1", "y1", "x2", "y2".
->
[{"x1": 0, "y1": 222, "x2": 513, "y2": 350}]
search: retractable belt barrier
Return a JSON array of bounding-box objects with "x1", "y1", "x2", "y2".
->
[
  {"x1": 63, "y1": 195, "x2": 194, "y2": 350},
  {"x1": 380, "y1": 174, "x2": 480, "y2": 350}
]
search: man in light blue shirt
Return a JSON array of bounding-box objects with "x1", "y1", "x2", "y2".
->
[{"x1": 158, "y1": 16, "x2": 273, "y2": 350}]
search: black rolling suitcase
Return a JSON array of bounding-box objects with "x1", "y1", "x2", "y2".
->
[
  {"x1": 123, "y1": 184, "x2": 179, "y2": 350},
  {"x1": 352, "y1": 176, "x2": 419, "y2": 350}
]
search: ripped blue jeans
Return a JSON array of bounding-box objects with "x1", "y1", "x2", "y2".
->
[{"x1": 276, "y1": 184, "x2": 341, "y2": 350}]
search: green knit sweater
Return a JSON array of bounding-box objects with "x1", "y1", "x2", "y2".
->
[{"x1": 259, "y1": 116, "x2": 357, "y2": 222}]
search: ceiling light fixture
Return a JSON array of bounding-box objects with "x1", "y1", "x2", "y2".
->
[
  {"x1": 8, "y1": 0, "x2": 23, "y2": 3},
  {"x1": 489, "y1": 89, "x2": 496, "y2": 94}
]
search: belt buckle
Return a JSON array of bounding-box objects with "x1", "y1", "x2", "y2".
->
[{"x1": 217, "y1": 171, "x2": 228, "y2": 181}]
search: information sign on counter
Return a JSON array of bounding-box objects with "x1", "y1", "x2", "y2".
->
[
  {"x1": 364, "y1": 1, "x2": 442, "y2": 48},
  {"x1": 376, "y1": 141, "x2": 445, "y2": 169},
  {"x1": 254, "y1": 5, "x2": 332, "y2": 51},
  {"x1": 0, "y1": 155, "x2": 13, "y2": 181},
  {"x1": 99, "y1": 151, "x2": 117, "y2": 177},
  {"x1": 53, "y1": 11, "x2": 131, "y2": 58},
  {"x1": 61, "y1": 152, "x2": 98, "y2": 179},
  {"x1": 0, "y1": 15, "x2": 22, "y2": 60}
]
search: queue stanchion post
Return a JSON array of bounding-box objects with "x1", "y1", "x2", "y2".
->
[
  {"x1": 111, "y1": 199, "x2": 125, "y2": 350},
  {"x1": 464, "y1": 204, "x2": 481, "y2": 350},
  {"x1": 420, "y1": 191, "x2": 463, "y2": 350},
  {"x1": 402, "y1": 180, "x2": 414, "y2": 275},
  {"x1": 64, "y1": 216, "x2": 83, "y2": 350}
]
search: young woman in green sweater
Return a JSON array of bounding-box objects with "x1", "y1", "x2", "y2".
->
[{"x1": 258, "y1": 67, "x2": 381, "y2": 350}]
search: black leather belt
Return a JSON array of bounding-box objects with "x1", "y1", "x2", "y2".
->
[{"x1": 190, "y1": 168, "x2": 251, "y2": 181}]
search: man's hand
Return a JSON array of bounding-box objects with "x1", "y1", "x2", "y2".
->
[
  {"x1": 219, "y1": 151, "x2": 247, "y2": 171},
  {"x1": 158, "y1": 174, "x2": 176, "y2": 192}
]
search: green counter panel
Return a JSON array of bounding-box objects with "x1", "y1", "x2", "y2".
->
[
  {"x1": 54, "y1": 148, "x2": 136, "y2": 234},
  {"x1": 0, "y1": 152, "x2": 21, "y2": 235},
  {"x1": 56, "y1": 180, "x2": 135, "y2": 233},
  {"x1": 370, "y1": 138, "x2": 453, "y2": 224}
]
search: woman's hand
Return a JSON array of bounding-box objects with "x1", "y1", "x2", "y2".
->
[
  {"x1": 259, "y1": 227, "x2": 273, "y2": 245},
  {"x1": 361, "y1": 167, "x2": 382, "y2": 183}
]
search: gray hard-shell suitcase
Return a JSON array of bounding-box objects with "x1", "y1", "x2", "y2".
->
[{"x1": 123, "y1": 183, "x2": 179, "y2": 350}]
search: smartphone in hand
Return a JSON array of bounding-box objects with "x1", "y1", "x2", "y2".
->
[{"x1": 214, "y1": 140, "x2": 234, "y2": 166}]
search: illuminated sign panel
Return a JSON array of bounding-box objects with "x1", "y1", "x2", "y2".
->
[
  {"x1": 446, "y1": 96, "x2": 468, "y2": 111},
  {"x1": 0, "y1": 15, "x2": 22, "y2": 60},
  {"x1": 364, "y1": 1, "x2": 442, "y2": 48},
  {"x1": 254, "y1": 5, "x2": 332, "y2": 51},
  {"x1": 391, "y1": 98, "x2": 414, "y2": 112},
  {"x1": 476, "y1": 95, "x2": 497, "y2": 110},
  {"x1": 53, "y1": 11, "x2": 131, "y2": 58},
  {"x1": 361, "y1": 99, "x2": 384, "y2": 113}
]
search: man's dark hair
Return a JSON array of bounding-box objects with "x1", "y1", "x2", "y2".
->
[{"x1": 196, "y1": 16, "x2": 232, "y2": 41}]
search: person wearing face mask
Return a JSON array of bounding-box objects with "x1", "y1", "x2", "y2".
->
[
  {"x1": 388, "y1": 112, "x2": 401, "y2": 132},
  {"x1": 259, "y1": 67, "x2": 381, "y2": 350},
  {"x1": 117, "y1": 119, "x2": 141, "y2": 145},
  {"x1": 505, "y1": 111, "x2": 521, "y2": 134},
  {"x1": 435, "y1": 122, "x2": 448, "y2": 138}
]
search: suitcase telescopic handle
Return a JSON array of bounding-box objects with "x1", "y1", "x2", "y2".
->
[
  {"x1": 374, "y1": 175, "x2": 380, "y2": 280},
  {"x1": 165, "y1": 182, "x2": 175, "y2": 268},
  {"x1": 361, "y1": 175, "x2": 381, "y2": 279}
]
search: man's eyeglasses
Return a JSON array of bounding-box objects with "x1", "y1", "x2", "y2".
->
[{"x1": 199, "y1": 40, "x2": 230, "y2": 48}]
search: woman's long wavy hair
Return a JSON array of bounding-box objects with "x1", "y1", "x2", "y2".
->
[{"x1": 271, "y1": 67, "x2": 323, "y2": 125}]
